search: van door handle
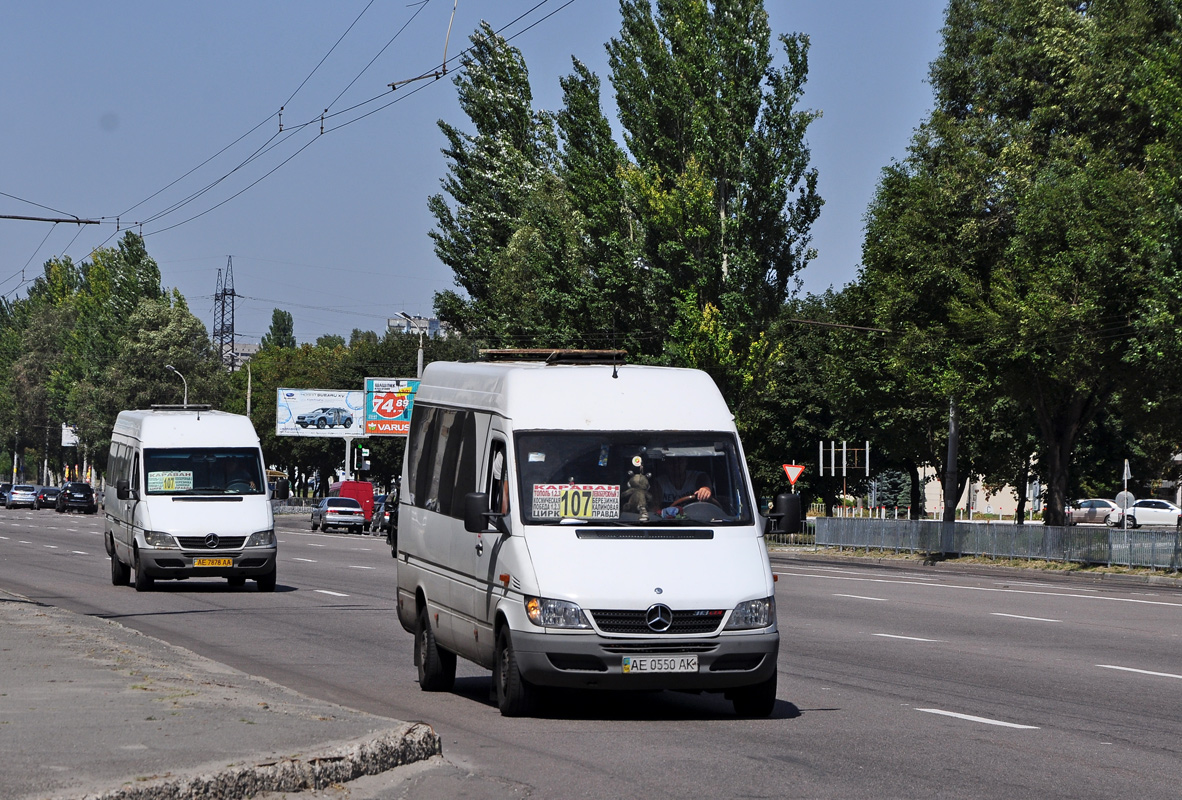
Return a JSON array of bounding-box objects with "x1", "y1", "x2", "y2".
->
[{"x1": 474, "y1": 539, "x2": 484, "y2": 556}]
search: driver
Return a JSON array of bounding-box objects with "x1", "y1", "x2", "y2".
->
[
  {"x1": 222, "y1": 459, "x2": 257, "y2": 492},
  {"x1": 655, "y1": 456, "x2": 712, "y2": 508}
]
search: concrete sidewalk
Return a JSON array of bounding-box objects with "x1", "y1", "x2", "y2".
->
[{"x1": 0, "y1": 590, "x2": 440, "y2": 800}]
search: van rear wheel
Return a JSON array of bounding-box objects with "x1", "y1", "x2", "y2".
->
[
  {"x1": 494, "y1": 627, "x2": 534, "y2": 717},
  {"x1": 415, "y1": 606, "x2": 455, "y2": 691}
]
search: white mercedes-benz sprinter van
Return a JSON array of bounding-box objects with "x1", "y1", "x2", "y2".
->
[
  {"x1": 104, "y1": 406, "x2": 282, "y2": 592},
  {"x1": 396, "y1": 353, "x2": 788, "y2": 717}
]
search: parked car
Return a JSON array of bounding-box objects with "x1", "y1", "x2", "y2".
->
[
  {"x1": 1068, "y1": 498, "x2": 1120, "y2": 526},
  {"x1": 6, "y1": 484, "x2": 38, "y2": 509},
  {"x1": 0, "y1": 482, "x2": 11, "y2": 504},
  {"x1": 34, "y1": 486, "x2": 61, "y2": 510},
  {"x1": 56, "y1": 481, "x2": 98, "y2": 514},
  {"x1": 311, "y1": 497, "x2": 365, "y2": 534},
  {"x1": 296, "y1": 407, "x2": 354, "y2": 429},
  {"x1": 1107, "y1": 498, "x2": 1182, "y2": 528}
]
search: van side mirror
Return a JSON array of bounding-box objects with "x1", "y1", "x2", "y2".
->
[
  {"x1": 116, "y1": 479, "x2": 131, "y2": 501},
  {"x1": 274, "y1": 478, "x2": 290, "y2": 501},
  {"x1": 766, "y1": 492, "x2": 801, "y2": 535},
  {"x1": 465, "y1": 492, "x2": 489, "y2": 532}
]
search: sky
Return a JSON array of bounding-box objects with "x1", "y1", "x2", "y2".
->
[{"x1": 1, "y1": 1, "x2": 947, "y2": 346}]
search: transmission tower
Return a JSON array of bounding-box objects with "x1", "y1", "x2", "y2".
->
[{"x1": 212, "y1": 256, "x2": 237, "y2": 370}]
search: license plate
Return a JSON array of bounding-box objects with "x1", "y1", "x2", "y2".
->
[
  {"x1": 622, "y1": 654, "x2": 698, "y2": 674},
  {"x1": 193, "y1": 558, "x2": 232, "y2": 567}
]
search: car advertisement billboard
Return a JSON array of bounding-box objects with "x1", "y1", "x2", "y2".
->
[
  {"x1": 364, "y1": 377, "x2": 419, "y2": 436},
  {"x1": 276, "y1": 389, "x2": 366, "y2": 438}
]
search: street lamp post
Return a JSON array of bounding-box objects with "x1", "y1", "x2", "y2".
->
[{"x1": 165, "y1": 365, "x2": 188, "y2": 407}]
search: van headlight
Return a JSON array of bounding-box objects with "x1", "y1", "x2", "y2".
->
[
  {"x1": 525, "y1": 596, "x2": 591, "y2": 629},
  {"x1": 245, "y1": 529, "x2": 276, "y2": 547},
  {"x1": 724, "y1": 597, "x2": 775, "y2": 630},
  {"x1": 142, "y1": 530, "x2": 179, "y2": 549}
]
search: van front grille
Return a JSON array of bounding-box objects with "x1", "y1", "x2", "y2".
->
[
  {"x1": 590, "y1": 609, "x2": 725, "y2": 635},
  {"x1": 176, "y1": 536, "x2": 246, "y2": 550}
]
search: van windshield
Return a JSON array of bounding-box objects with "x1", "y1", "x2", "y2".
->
[
  {"x1": 144, "y1": 447, "x2": 264, "y2": 495},
  {"x1": 515, "y1": 432, "x2": 753, "y2": 525}
]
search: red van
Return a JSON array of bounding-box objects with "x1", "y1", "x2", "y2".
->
[{"x1": 329, "y1": 481, "x2": 375, "y2": 531}]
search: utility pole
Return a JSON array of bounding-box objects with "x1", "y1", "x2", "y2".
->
[{"x1": 213, "y1": 256, "x2": 237, "y2": 371}]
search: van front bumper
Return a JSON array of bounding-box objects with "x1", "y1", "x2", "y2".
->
[
  {"x1": 509, "y1": 628, "x2": 779, "y2": 691},
  {"x1": 138, "y1": 548, "x2": 277, "y2": 579}
]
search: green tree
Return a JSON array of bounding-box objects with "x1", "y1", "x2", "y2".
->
[
  {"x1": 607, "y1": 0, "x2": 822, "y2": 354},
  {"x1": 260, "y1": 309, "x2": 296, "y2": 350},
  {"x1": 858, "y1": 0, "x2": 1182, "y2": 525}
]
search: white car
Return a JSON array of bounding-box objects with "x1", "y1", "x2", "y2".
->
[{"x1": 1107, "y1": 498, "x2": 1181, "y2": 528}]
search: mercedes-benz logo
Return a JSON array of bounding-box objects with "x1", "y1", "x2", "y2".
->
[
  {"x1": 204, "y1": 533, "x2": 220, "y2": 549},
  {"x1": 645, "y1": 603, "x2": 673, "y2": 633}
]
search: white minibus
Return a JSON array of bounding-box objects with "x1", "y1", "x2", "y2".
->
[
  {"x1": 104, "y1": 406, "x2": 286, "y2": 592},
  {"x1": 396, "y1": 353, "x2": 797, "y2": 716}
]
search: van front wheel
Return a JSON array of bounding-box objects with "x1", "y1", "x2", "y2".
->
[
  {"x1": 255, "y1": 567, "x2": 277, "y2": 593},
  {"x1": 494, "y1": 627, "x2": 534, "y2": 717},
  {"x1": 133, "y1": 552, "x2": 154, "y2": 592},
  {"x1": 110, "y1": 553, "x2": 130, "y2": 586},
  {"x1": 730, "y1": 671, "x2": 777, "y2": 717},
  {"x1": 415, "y1": 606, "x2": 455, "y2": 691}
]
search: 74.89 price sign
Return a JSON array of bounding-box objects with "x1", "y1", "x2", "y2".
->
[{"x1": 364, "y1": 378, "x2": 420, "y2": 436}]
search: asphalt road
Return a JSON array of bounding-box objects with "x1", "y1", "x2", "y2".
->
[{"x1": 1, "y1": 506, "x2": 1180, "y2": 799}]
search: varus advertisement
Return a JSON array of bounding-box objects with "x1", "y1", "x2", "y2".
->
[{"x1": 364, "y1": 378, "x2": 419, "y2": 436}]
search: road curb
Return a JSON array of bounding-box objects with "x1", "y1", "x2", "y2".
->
[
  {"x1": 61, "y1": 723, "x2": 442, "y2": 800},
  {"x1": 769, "y1": 547, "x2": 1182, "y2": 589}
]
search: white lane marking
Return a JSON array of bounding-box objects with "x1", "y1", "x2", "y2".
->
[
  {"x1": 1097, "y1": 664, "x2": 1182, "y2": 681},
  {"x1": 773, "y1": 570, "x2": 1182, "y2": 607},
  {"x1": 348, "y1": 565, "x2": 376, "y2": 570},
  {"x1": 873, "y1": 633, "x2": 941, "y2": 642},
  {"x1": 291, "y1": 557, "x2": 317, "y2": 563},
  {"x1": 306, "y1": 543, "x2": 326, "y2": 547},
  {"x1": 916, "y1": 708, "x2": 1039, "y2": 729},
  {"x1": 71, "y1": 551, "x2": 88, "y2": 555},
  {"x1": 834, "y1": 593, "x2": 888, "y2": 601},
  {"x1": 0, "y1": 536, "x2": 8, "y2": 540},
  {"x1": 991, "y1": 613, "x2": 1060, "y2": 622},
  {"x1": 43, "y1": 545, "x2": 59, "y2": 549},
  {"x1": 314, "y1": 589, "x2": 350, "y2": 597},
  {"x1": 19, "y1": 541, "x2": 32, "y2": 544},
  {"x1": 999, "y1": 581, "x2": 1098, "y2": 592}
]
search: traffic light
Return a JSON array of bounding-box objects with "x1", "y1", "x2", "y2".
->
[{"x1": 354, "y1": 442, "x2": 370, "y2": 473}]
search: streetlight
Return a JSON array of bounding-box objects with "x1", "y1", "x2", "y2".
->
[
  {"x1": 399, "y1": 312, "x2": 425, "y2": 378},
  {"x1": 165, "y1": 364, "x2": 188, "y2": 407}
]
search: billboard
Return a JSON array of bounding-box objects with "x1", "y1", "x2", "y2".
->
[
  {"x1": 364, "y1": 377, "x2": 419, "y2": 436},
  {"x1": 276, "y1": 389, "x2": 366, "y2": 438}
]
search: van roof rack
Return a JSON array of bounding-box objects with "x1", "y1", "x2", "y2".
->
[
  {"x1": 149, "y1": 404, "x2": 213, "y2": 411},
  {"x1": 478, "y1": 348, "x2": 628, "y2": 364}
]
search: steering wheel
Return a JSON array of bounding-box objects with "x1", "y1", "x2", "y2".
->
[
  {"x1": 226, "y1": 479, "x2": 255, "y2": 493},
  {"x1": 670, "y1": 493, "x2": 723, "y2": 509}
]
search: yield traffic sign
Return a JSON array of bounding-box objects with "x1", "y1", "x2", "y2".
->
[{"x1": 782, "y1": 464, "x2": 805, "y2": 485}]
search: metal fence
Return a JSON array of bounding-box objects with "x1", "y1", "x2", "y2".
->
[{"x1": 809, "y1": 517, "x2": 1182, "y2": 571}]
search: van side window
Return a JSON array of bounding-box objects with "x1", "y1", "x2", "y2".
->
[
  {"x1": 407, "y1": 405, "x2": 439, "y2": 508},
  {"x1": 487, "y1": 441, "x2": 509, "y2": 516},
  {"x1": 131, "y1": 453, "x2": 141, "y2": 494}
]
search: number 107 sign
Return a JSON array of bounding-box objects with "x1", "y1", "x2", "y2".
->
[{"x1": 365, "y1": 378, "x2": 420, "y2": 436}]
